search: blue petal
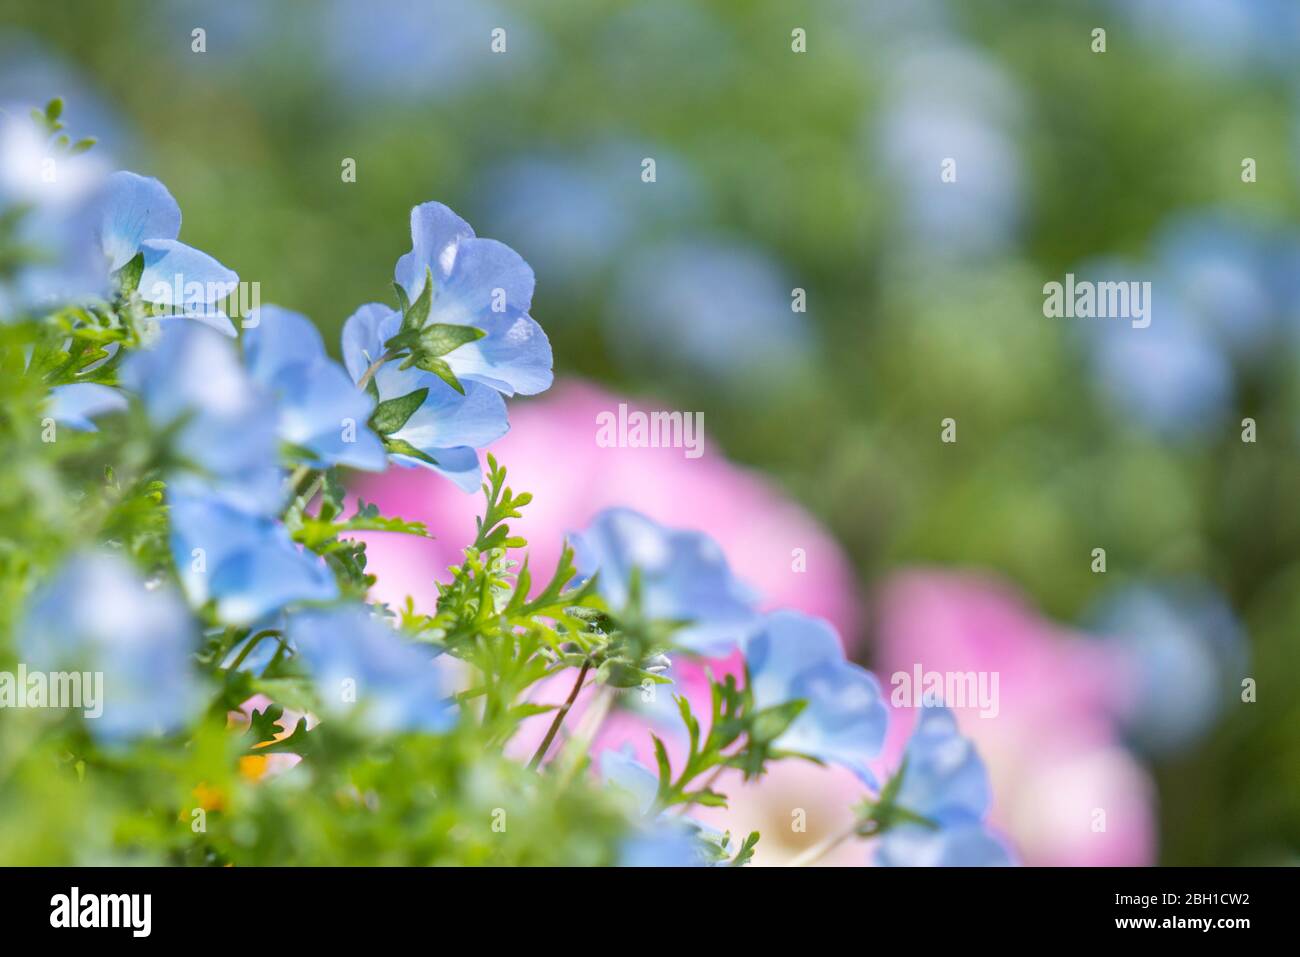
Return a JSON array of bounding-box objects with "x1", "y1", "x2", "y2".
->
[
  {"x1": 340, "y1": 302, "x2": 394, "y2": 382},
  {"x1": 393, "y1": 202, "x2": 475, "y2": 301},
  {"x1": 288, "y1": 606, "x2": 456, "y2": 735},
  {"x1": 746, "y1": 611, "x2": 888, "y2": 783},
  {"x1": 876, "y1": 821, "x2": 1015, "y2": 867},
  {"x1": 600, "y1": 747, "x2": 660, "y2": 817},
  {"x1": 17, "y1": 552, "x2": 203, "y2": 742},
  {"x1": 46, "y1": 383, "x2": 127, "y2": 431},
  {"x1": 246, "y1": 306, "x2": 387, "y2": 470},
  {"x1": 138, "y1": 238, "x2": 239, "y2": 309},
  {"x1": 571, "y1": 508, "x2": 760, "y2": 655},
  {"x1": 442, "y1": 309, "x2": 553, "y2": 396},
  {"x1": 169, "y1": 493, "x2": 337, "y2": 626},
  {"x1": 122, "y1": 322, "x2": 284, "y2": 514},
  {"x1": 387, "y1": 444, "x2": 483, "y2": 492},
  {"x1": 895, "y1": 705, "x2": 992, "y2": 824},
  {"x1": 94, "y1": 171, "x2": 181, "y2": 271}
]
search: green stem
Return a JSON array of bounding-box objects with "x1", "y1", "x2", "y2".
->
[
  {"x1": 227, "y1": 629, "x2": 283, "y2": 672},
  {"x1": 528, "y1": 658, "x2": 591, "y2": 771}
]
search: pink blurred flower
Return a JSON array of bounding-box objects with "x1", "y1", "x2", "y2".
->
[
  {"x1": 869, "y1": 570, "x2": 1156, "y2": 866},
  {"x1": 349, "y1": 378, "x2": 862, "y2": 642}
]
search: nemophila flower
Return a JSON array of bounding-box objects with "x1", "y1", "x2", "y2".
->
[
  {"x1": 169, "y1": 492, "x2": 337, "y2": 627},
  {"x1": 321, "y1": 0, "x2": 540, "y2": 104},
  {"x1": 45, "y1": 382, "x2": 126, "y2": 431},
  {"x1": 0, "y1": 107, "x2": 109, "y2": 315},
  {"x1": 243, "y1": 305, "x2": 386, "y2": 471},
  {"x1": 600, "y1": 748, "x2": 721, "y2": 867},
  {"x1": 342, "y1": 302, "x2": 508, "y2": 491},
  {"x1": 9, "y1": 165, "x2": 237, "y2": 326},
  {"x1": 17, "y1": 552, "x2": 203, "y2": 742},
  {"x1": 286, "y1": 606, "x2": 456, "y2": 735},
  {"x1": 745, "y1": 610, "x2": 888, "y2": 785},
  {"x1": 121, "y1": 321, "x2": 282, "y2": 515},
  {"x1": 1088, "y1": 581, "x2": 1246, "y2": 757},
  {"x1": 570, "y1": 507, "x2": 760, "y2": 656},
  {"x1": 875, "y1": 706, "x2": 1014, "y2": 867},
  {"x1": 873, "y1": 41, "x2": 1025, "y2": 259},
  {"x1": 391, "y1": 202, "x2": 553, "y2": 397},
  {"x1": 90, "y1": 171, "x2": 238, "y2": 330},
  {"x1": 610, "y1": 240, "x2": 809, "y2": 386}
]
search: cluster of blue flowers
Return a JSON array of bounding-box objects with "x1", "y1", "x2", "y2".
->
[
  {"x1": 19, "y1": 166, "x2": 549, "y2": 744},
  {"x1": 10, "y1": 149, "x2": 1009, "y2": 866},
  {"x1": 569, "y1": 507, "x2": 1014, "y2": 866}
]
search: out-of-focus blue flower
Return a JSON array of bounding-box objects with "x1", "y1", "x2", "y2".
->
[
  {"x1": 1117, "y1": 0, "x2": 1300, "y2": 74},
  {"x1": 871, "y1": 41, "x2": 1025, "y2": 260},
  {"x1": 745, "y1": 611, "x2": 887, "y2": 786},
  {"x1": 0, "y1": 108, "x2": 109, "y2": 315},
  {"x1": 600, "y1": 747, "x2": 720, "y2": 867},
  {"x1": 287, "y1": 606, "x2": 456, "y2": 735},
  {"x1": 169, "y1": 492, "x2": 336, "y2": 627},
  {"x1": 320, "y1": 0, "x2": 540, "y2": 104},
  {"x1": 243, "y1": 305, "x2": 387, "y2": 471},
  {"x1": 92, "y1": 171, "x2": 239, "y2": 330},
  {"x1": 476, "y1": 142, "x2": 705, "y2": 291},
  {"x1": 570, "y1": 508, "x2": 760, "y2": 656},
  {"x1": 1071, "y1": 256, "x2": 1234, "y2": 440},
  {"x1": 121, "y1": 321, "x2": 283, "y2": 515},
  {"x1": 876, "y1": 706, "x2": 1015, "y2": 867},
  {"x1": 610, "y1": 239, "x2": 809, "y2": 384},
  {"x1": 1088, "y1": 582, "x2": 1246, "y2": 756},
  {"x1": 1155, "y1": 213, "x2": 1300, "y2": 360},
  {"x1": 45, "y1": 382, "x2": 126, "y2": 431},
  {"x1": 341, "y1": 302, "x2": 507, "y2": 492},
  {"x1": 17, "y1": 551, "x2": 204, "y2": 742},
  {"x1": 617, "y1": 825, "x2": 708, "y2": 868},
  {"x1": 392, "y1": 202, "x2": 553, "y2": 397},
  {"x1": 601, "y1": 746, "x2": 660, "y2": 817}
]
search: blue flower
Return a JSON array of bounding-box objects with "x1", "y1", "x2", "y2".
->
[
  {"x1": 169, "y1": 492, "x2": 337, "y2": 627},
  {"x1": 875, "y1": 706, "x2": 1015, "y2": 867},
  {"x1": 286, "y1": 606, "x2": 456, "y2": 735},
  {"x1": 92, "y1": 171, "x2": 239, "y2": 331},
  {"x1": 341, "y1": 302, "x2": 508, "y2": 492},
  {"x1": 1088, "y1": 581, "x2": 1246, "y2": 756},
  {"x1": 392, "y1": 202, "x2": 553, "y2": 397},
  {"x1": 243, "y1": 305, "x2": 387, "y2": 471},
  {"x1": 610, "y1": 239, "x2": 809, "y2": 385},
  {"x1": 121, "y1": 321, "x2": 283, "y2": 515},
  {"x1": 600, "y1": 748, "x2": 723, "y2": 867},
  {"x1": 17, "y1": 552, "x2": 204, "y2": 742},
  {"x1": 570, "y1": 508, "x2": 761, "y2": 655},
  {"x1": 745, "y1": 610, "x2": 888, "y2": 786},
  {"x1": 46, "y1": 382, "x2": 127, "y2": 432}
]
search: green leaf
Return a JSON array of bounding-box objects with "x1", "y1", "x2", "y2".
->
[
  {"x1": 45, "y1": 97, "x2": 63, "y2": 122},
  {"x1": 369, "y1": 387, "x2": 428, "y2": 434},
  {"x1": 392, "y1": 281, "x2": 411, "y2": 315},
  {"x1": 69, "y1": 137, "x2": 96, "y2": 156},
  {"x1": 399, "y1": 265, "x2": 434, "y2": 333},
  {"x1": 114, "y1": 252, "x2": 144, "y2": 297},
  {"x1": 415, "y1": 323, "x2": 485, "y2": 359},
  {"x1": 411, "y1": 355, "x2": 465, "y2": 394},
  {"x1": 382, "y1": 436, "x2": 438, "y2": 465}
]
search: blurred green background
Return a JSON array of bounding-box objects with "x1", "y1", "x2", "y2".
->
[{"x1": 3, "y1": 0, "x2": 1299, "y2": 864}]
